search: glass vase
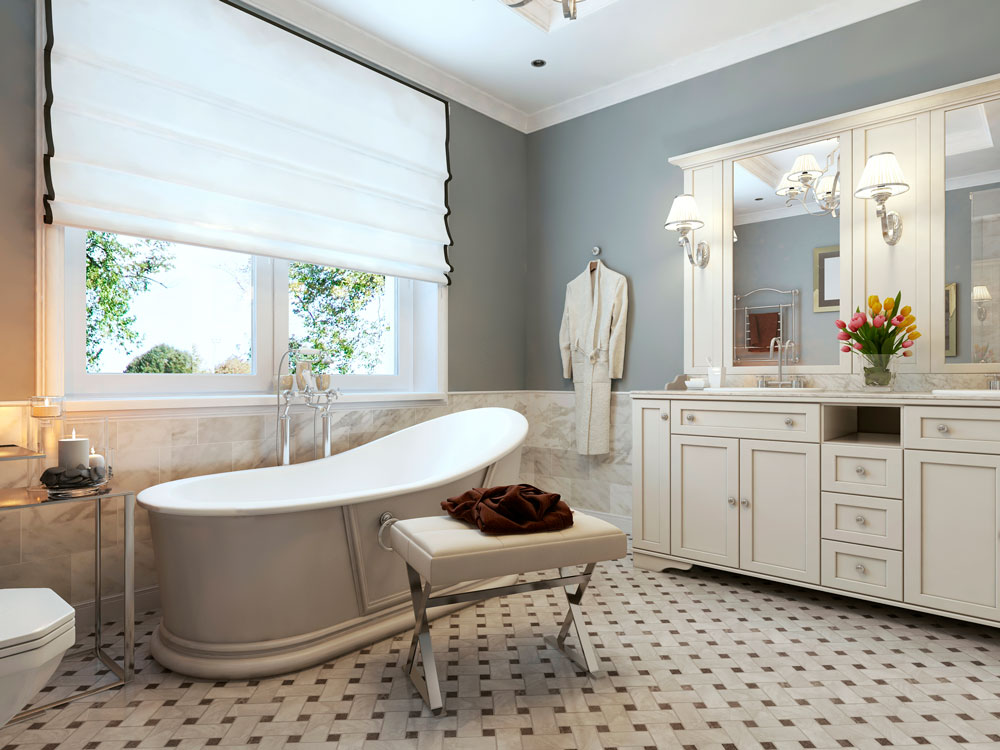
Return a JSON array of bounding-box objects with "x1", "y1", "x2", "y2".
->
[{"x1": 861, "y1": 353, "x2": 896, "y2": 390}]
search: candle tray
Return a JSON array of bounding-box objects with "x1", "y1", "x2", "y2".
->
[{"x1": 46, "y1": 477, "x2": 111, "y2": 500}]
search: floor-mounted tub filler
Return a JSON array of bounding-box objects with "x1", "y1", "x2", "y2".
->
[{"x1": 138, "y1": 407, "x2": 528, "y2": 679}]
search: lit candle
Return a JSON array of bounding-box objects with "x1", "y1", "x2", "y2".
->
[
  {"x1": 88, "y1": 448, "x2": 106, "y2": 474},
  {"x1": 31, "y1": 397, "x2": 61, "y2": 419},
  {"x1": 58, "y1": 429, "x2": 90, "y2": 469}
]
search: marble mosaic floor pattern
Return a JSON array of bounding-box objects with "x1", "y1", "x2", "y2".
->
[{"x1": 5, "y1": 557, "x2": 1000, "y2": 750}]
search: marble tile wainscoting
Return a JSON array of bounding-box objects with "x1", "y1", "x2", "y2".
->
[{"x1": 0, "y1": 391, "x2": 633, "y2": 611}]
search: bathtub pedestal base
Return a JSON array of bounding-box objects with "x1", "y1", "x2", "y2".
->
[{"x1": 151, "y1": 574, "x2": 518, "y2": 680}]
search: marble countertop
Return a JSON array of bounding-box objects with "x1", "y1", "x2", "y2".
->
[{"x1": 630, "y1": 389, "x2": 1000, "y2": 405}]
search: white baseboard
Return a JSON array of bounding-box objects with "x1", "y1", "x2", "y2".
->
[
  {"x1": 581, "y1": 510, "x2": 631, "y2": 535},
  {"x1": 72, "y1": 586, "x2": 160, "y2": 638}
]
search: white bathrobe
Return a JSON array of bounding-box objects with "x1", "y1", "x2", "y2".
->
[{"x1": 559, "y1": 261, "x2": 628, "y2": 455}]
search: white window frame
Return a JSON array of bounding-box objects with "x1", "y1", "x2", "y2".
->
[
  {"x1": 63, "y1": 227, "x2": 275, "y2": 396},
  {"x1": 53, "y1": 227, "x2": 446, "y2": 401}
]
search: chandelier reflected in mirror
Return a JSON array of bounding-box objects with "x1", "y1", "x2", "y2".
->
[
  {"x1": 775, "y1": 145, "x2": 841, "y2": 217},
  {"x1": 503, "y1": 0, "x2": 585, "y2": 20}
]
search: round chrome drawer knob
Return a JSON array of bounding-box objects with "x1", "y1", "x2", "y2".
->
[
  {"x1": 728, "y1": 496, "x2": 736, "y2": 506},
  {"x1": 937, "y1": 423, "x2": 949, "y2": 433},
  {"x1": 660, "y1": 412, "x2": 669, "y2": 421},
  {"x1": 685, "y1": 414, "x2": 695, "y2": 422},
  {"x1": 855, "y1": 563, "x2": 866, "y2": 574},
  {"x1": 855, "y1": 465, "x2": 866, "y2": 476},
  {"x1": 855, "y1": 514, "x2": 866, "y2": 525},
  {"x1": 784, "y1": 417, "x2": 794, "y2": 427},
  {"x1": 740, "y1": 498, "x2": 750, "y2": 507}
]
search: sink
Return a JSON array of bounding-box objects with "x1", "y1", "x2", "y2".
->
[
  {"x1": 701, "y1": 387, "x2": 825, "y2": 393},
  {"x1": 931, "y1": 389, "x2": 1000, "y2": 396}
]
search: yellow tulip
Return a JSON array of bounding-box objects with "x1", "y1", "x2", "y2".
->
[
  {"x1": 883, "y1": 297, "x2": 895, "y2": 312},
  {"x1": 906, "y1": 324, "x2": 917, "y2": 332},
  {"x1": 902, "y1": 315, "x2": 915, "y2": 327},
  {"x1": 908, "y1": 331, "x2": 921, "y2": 340},
  {"x1": 871, "y1": 301, "x2": 882, "y2": 315},
  {"x1": 868, "y1": 294, "x2": 879, "y2": 308},
  {"x1": 900, "y1": 305, "x2": 911, "y2": 317}
]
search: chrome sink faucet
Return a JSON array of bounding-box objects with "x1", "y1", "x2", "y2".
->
[
  {"x1": 989, "y1": 374, "x2": 1000, "y2": 391},
  {"x1": 768, "y1": 337, "x2": 792, "y2": 387}
]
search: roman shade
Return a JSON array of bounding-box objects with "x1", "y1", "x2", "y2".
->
[{"x1": 43, "y1": 0, "x2": 453, "y2": 284}]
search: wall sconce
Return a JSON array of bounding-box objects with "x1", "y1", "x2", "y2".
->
[
  {"x1": 854, "y1": 152, "x2": 910, "y2": 246},
  {"x1": 973, "y1": 284, "x2": 992, "y2": 321},
  {"x1": 665, "y1": 194, "x2": 709, "y2": 268}
]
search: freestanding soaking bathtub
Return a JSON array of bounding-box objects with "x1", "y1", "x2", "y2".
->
[{"x1": 138, "y1": 407, "x2": 528, "y2": 679}]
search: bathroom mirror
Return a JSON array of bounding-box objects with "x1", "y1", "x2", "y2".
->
[
  {"x1": 943, "y1": 98, "x2": 1000, "y2": 364},
  {"x1": 732, "y1": 138, "x2": 841, "y2": 367}
]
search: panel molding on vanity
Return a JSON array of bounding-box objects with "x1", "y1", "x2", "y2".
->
[{"x1": 632, "y1": 390, "x2": 1000, "y2": 630}]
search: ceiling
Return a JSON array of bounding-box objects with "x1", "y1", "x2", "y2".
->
[{"x1": 264, "y1": 0, "x2": 920, "y2": 132}]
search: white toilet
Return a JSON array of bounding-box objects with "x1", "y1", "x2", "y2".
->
[{"x1": 0, "y1": 588, "x2": 76, "y2": 727}]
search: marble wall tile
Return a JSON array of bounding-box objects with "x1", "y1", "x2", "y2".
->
[
  {"x1": 520, "y1": 446, "x2": 549, "y2": 477},
  {"x1": 0, "y1": 512, "x2": 19, "y2": 566},
  {"x1": 112, "y1": 445, "x2": 160, "y2": 495},
  {"x1": 588, "y1": 452, "x2": 631, "y2": 485},
  {"x1": 610, "y1": 483, "x2": 631, "y2": 517},
  {"x1": 118, "y1": 417, "x2": 197, "y2": 450},
  {"x1": 198, "y1": 414, "x2": 275, "y2": 445},
  {"x1": 232, "y1": 439, "x2": 278, "y2": 472},
  {"x1": 21, "y1": 500, "x2": 118, "y2": 562},
  {"x1": 0, "y1": 556, "x2": 72, "y2": 601},
  {"x1": 569, "y1": 477, "x2": 611, "y2": 514},
  {"x1": 549, "y1": 448, "x2": 590, "y2": 479},
  {"x1": 161, "y1": 442, "x2": 233, "y2": 482}
]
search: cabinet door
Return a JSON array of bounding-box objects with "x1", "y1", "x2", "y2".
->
[
  {"x1": 670, "y1": 435, "x2": 739, "y2": 567},
  {"x1": 632, "y1": 400, "x2": 671, "y2": 555},
  {"x1": 904, "y1": 450, "x2": 1000, "y2": 620},
  {"x1": 739, "y1": 439, "x2": 820, "y2": 584}
]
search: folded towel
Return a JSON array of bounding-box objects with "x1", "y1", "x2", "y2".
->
[
  {"x1": 442, "y1": 484, "x2": 574, "y2": 535},
  {"x1": 748, "y1": 312, "x2": 779, "y2": 353}
]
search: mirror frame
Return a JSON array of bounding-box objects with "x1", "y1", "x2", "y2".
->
[{"x1": 672, "y1": 73, "x2": 1000, "y2": 377}]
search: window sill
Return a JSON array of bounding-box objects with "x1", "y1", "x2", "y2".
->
[{"x1": 63, "y1": 392, "x2": 449, "y2": 414}]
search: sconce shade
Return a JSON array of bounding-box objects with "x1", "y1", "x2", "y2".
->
[
  {"x1": 855, "y1": 152, "x2": 910, "y2": 199},
  {"x1": 789, "y1": 153, "x2": 823, "y2": 181},
  {"x1": 973, "y1": 285, "x2": 993, "y2": 302},
  {"x1": 664, "y1": 194, "x2": 705, "y2": 231}
]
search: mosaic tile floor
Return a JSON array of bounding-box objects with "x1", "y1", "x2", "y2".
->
[{"x1": 5, "y1": 556, "x2": 1000, "y2": 750}]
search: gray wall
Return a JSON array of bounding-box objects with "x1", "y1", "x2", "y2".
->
[
  {"x1": 526, "y1": 0, "x2": 1000, "y2": 391},
  {"x1": 733, "y1": 213, "x2": 839, "y2": 366},
  {"x1": 0, "y1": 0, "x2": 37, "y2": 401},
  {"x1": 447, "y1": 104, "x2": 527, "y2": 390}
]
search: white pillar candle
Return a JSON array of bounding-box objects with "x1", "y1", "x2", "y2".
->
[
  {"x1": 58, "y1": 429, "x2": 90, "y2": 469},
  {"x1": 88, "y1": 450, "x2": 106, "y2": 473}
]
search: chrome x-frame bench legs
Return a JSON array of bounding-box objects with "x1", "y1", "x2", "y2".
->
[{"x1": 403, "y1": 562, "x2": 600, "y2": 715}]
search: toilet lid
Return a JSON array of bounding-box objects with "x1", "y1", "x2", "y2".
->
[{"x1": 0, "y1": 589, "x2": 75, "y2": 650}]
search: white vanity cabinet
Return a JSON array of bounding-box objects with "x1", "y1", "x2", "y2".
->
[{"x1": 631, "y1": 393, "x2": 1000, "y2": 630}]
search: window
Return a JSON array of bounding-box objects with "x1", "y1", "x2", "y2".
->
[{"x1": 63, "y1": 228, "x2": 441, "y2": 398}]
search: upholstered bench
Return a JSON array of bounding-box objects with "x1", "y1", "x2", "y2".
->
[{"x1": 387, "y1": 512, "x2": 627, "y2": 713}]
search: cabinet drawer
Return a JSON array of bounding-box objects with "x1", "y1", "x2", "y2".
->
[
  {"x1": 904, "y1": 406, "x2": 1000, "y2": 454},
  {"x1": 821, "y1": 540, "x2": 902, "y2": 601},
  {"x1": 671, "y1": 401, "x2": 820, "y2": 442},
  {"x1": 821, "y1": 444, "x2": 902, "y2": 498},
  {"x1": 821, "y1": 492, "x2": 902, "y2": 549}
]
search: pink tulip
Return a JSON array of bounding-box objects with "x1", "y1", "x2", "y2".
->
[
  {"x1": 892, "y1": 314, "x2": 904, "y2": 326},
  {"x1": 837, "y1": 331, "x2": 850, "y2": 341},
  {"x1": 873, "y1": 315, "x2": 885, "y2": 328},
  {"x1": 853, "y1": 342, "x2": 863, "y2": 350},
  {"x1": 856, "y1": 312, "x2": 868, "y2": 323},
  {"x1": 841, "y1": 344, "x2": 851, "y2": 352},
  {"x1": 848, "y1": 321, "x2": 861, "y2": 332},
  {"x1": 835, "y1": 319, "x2": 847, "y2": 329},
  {"x1": 902, "y1": 339, "x2": 914, "y2": 348}
]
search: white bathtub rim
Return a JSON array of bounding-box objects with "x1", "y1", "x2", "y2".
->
[{"x1": 137, "y1": 407, "x2": 529, "y2": 517}]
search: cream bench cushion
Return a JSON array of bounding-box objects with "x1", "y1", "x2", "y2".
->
[{"x1": 389, "y1": 511, "x2": 627, "y2": 587}]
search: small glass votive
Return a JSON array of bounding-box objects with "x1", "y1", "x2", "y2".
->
[
  {"x1": 315, "y1": 374, "x2": 331, "y2": 391},
  {"x1": 30, "y1": 396, "x2": 63, "y2": 419}
]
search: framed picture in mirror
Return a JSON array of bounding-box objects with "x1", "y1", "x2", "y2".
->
[
  {"x1": 945, "y1": 282, "x2": 958, "y2": 358},
  {"x1": 813, "y1": 246, "x2": 839, "y2": 313}
]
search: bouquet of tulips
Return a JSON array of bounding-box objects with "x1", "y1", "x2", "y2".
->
[{"x1": 835, "y1": 292, "x2": 920, "y2": 387}]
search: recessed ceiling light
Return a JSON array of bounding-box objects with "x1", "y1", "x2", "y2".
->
[{"x1": 531, "y1": 59, "x2": 547, "y2": 68}]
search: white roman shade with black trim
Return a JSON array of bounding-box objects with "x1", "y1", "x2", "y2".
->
[{"x1": 44, "y1": 0, "x2": 453, "y2": 284}]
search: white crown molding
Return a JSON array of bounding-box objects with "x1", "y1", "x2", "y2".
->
[
  {"x1": 245, "y1": 0, "x2": 531, "y2": 132},
  {"x1": 946, "y1": 169, "x2": 1000, "y2": 192},
  {"x1": 524, "y1": 0, "x2": 920, "y2": 132},
  {"x1": 734, "y1": 204, "x2": 812, "y2": 226}
]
